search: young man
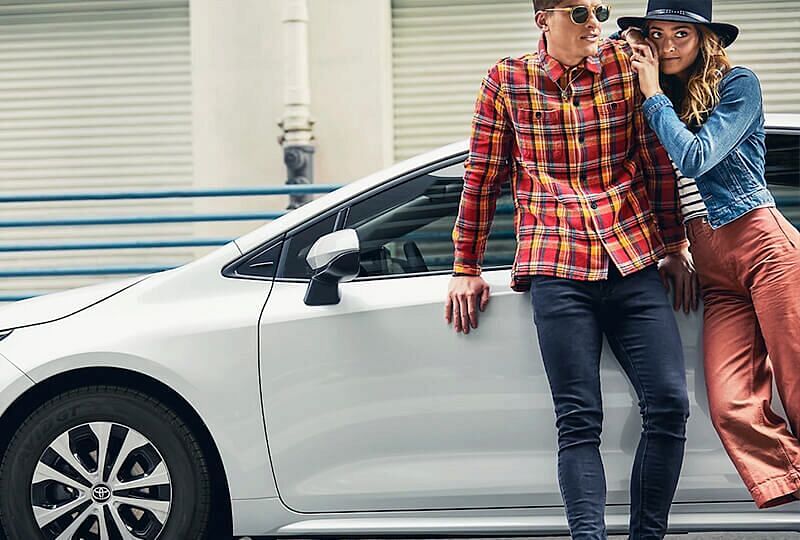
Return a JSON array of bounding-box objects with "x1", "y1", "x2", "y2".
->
[{"x1": 444, "y1": 1, "x2": 693, "y2": 538}]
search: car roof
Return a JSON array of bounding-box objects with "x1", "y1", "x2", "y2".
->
[
  {"x1": 766, "y1": 113, "x2": 800, "y2": 130},
  {"x1": 234, "y1": 115, "x2": 799, "y2": 254}
]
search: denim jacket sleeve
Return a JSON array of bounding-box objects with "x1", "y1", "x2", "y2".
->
[
  {"x1": 641, "y1": 67, "x2": 763, "y2": 179},
  {"x1": 633, "y1": 86, "x2": 687, "y2": 253}
]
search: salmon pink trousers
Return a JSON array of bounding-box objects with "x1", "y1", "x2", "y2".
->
[{"x1": 687, "y1": 207, "x2": 800, "y2": 508}]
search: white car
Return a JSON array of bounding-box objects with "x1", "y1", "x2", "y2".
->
[{"x1": 0, "y1": 115, "x2": 798, "y2": 540}]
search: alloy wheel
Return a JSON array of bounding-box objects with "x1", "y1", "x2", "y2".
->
[{"x1": 31, "y1": 421, "x2": 172, "y2": 540}]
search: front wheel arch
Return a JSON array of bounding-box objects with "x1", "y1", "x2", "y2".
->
[{"x1": 0, "y1": 367, "x2": 233, "y2": 539}]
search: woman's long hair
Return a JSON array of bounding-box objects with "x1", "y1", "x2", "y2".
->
[{"x1": 660, "y1": 25, "x2": 732, "y2": 127}]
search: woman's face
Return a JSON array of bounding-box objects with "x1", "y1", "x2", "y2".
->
[{"x1": 647, "y1": 21, "x2": 701, "y2": 78}]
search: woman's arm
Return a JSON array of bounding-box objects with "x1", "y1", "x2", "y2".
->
[{"x1": 642, "y1": 68, "x2": 763, "y2": 178}]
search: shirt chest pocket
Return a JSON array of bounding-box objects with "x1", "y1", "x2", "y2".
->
[
  {"x1": 513, "y1": 107, "x2": 565, "y2": 163},
  {"x1": 595, "y1": 99, "x2": 630, "y2": 129}
]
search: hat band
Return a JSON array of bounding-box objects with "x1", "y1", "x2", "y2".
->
[{"x1": 646, "y1": 9, "x2": 711, "y2": 24}]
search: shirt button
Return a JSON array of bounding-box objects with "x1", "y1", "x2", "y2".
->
[
  {"x1": 590, "y1": 201, "x2": 598, "y2": 209},
  {"x1": 573, "y1": 98, "x2": 580, "y2": 107},
  {"x1": 578, "y1": 135, "x2": 585, "y2": 143}
]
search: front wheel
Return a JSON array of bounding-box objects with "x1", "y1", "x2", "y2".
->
[{"x1": 0, "y1": 386, "x2": 211, "y2": 540}]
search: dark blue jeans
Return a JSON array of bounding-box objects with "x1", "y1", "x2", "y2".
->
[{"x1": 530, "y1": 265, "x2": 689, "y2": 540}]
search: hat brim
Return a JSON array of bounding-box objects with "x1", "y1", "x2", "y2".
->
[{"x1": 617, "y1": 15, "x2": 739, "y2": 47}]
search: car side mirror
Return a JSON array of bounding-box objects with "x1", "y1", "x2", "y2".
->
[{"x1": 304, "y1": 229, "x2": 360, "y2": 306}]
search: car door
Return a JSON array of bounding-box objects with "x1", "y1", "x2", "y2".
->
[
  {"x1": 254, "y1": 154, "x2": 752, "y2": 514},
  {"x1": 257, "y1": 159, "x2": 562, "y2": 513}
]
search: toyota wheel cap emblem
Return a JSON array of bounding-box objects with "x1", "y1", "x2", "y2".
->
[{"x1": 92, "y1": 485, "x2": 111, "y2": 502}]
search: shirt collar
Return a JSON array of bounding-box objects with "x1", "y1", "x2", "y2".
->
[{"x1": 538, "y1": 38, "x2": 602, "y2": 82}]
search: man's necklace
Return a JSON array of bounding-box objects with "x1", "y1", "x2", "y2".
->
[{"x1": 554, "y1": 68, "x2": 585, "y2": 100}]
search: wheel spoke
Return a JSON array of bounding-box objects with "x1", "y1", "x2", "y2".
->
[
  {"x1": 114, "y1": 460, "x2": 169, "y2": 492},
  {"x1": 99, "y1": 511, "x2": 111, "y2": 540},
  {"x1": 33, "y1": 461, "x2": 87, "y2": 493},
  {"x1": 107, "y1": 429, "x2": 149, "y2": 486},
  {"x1": 109, "y1": 503, "x2": 141, "y2": 540},
  {"x1": 88, "y1": 422, "x2": 112, "y2": 482},
  {"x1": 53, "y1": 503, "x2": 94, "y2": 540},
  {"x1": 115, "y1": 495, "x2": 170, "y2": 525},
  {"x1": 32, "y1": 493, "x2": 89, "y2": 528},
  {"x1": 49, "y1": 430, "x2": 93, "y2": 485}
]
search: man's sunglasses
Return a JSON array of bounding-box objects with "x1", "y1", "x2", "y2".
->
[{"x1": 543, "y1": 4, "x2": 612, "y2": 24}]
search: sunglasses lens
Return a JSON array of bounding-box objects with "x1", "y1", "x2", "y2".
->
[
  {"x1": 571, "y1": 6, "x2": 589, "y2": 23},
  {"x1": 596, "y1": 5, "x2": 611, "y2": 22}
]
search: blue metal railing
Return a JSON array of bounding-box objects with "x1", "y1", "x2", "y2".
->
[
  {"x1": 2, "y1": 186, "x2": 799, "y2": 303},
  {"x1": 0, "y1": 185, "x2": 342, "y2": 302},
  {"x1": 0, "y1": 185, "x2": 340, "y2": 203},
  {"x1": 0, "y1": 212, "x2": 287, "y2": 228}
]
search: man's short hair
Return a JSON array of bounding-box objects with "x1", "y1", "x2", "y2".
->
[{"x1": 533, "y1": 0, "x2": 563, "y2": 12}]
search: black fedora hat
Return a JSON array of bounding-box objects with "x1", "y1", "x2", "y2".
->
[{"x1": 618, "y1": 0, "x2": 739, "y2": 47}]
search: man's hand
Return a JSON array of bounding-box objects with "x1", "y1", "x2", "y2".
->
[
  {"x1": 658, "y1": 248, "x2": 700, "y2": 313},
  {"x1": 445, "y1": 275, "x2": 491, "y2": 334},
  {"x1": 621, "y1": 27, "x2": 647, "y2": 48}
]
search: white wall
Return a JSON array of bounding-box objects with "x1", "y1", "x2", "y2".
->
[{"x1": 190, "y1": 0, "x2": 394, "y2": 241}]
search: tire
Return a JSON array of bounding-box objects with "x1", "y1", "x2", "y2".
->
[{"x1": 0, "y1": 385, "x2": 211, "y2": 540}]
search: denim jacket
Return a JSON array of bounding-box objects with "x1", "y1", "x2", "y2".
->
[{"x1": 642, "y1": 67, "x2": 775, "y2": 228}]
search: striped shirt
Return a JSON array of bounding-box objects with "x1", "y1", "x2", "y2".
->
[
  {"x1": 674, "y1": 164, "x2": 708, "y2": 223},
  {"x1": 452, "y1": 38, "x2": 687, "y2": 291}
]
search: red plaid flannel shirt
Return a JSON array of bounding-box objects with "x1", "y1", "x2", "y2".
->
[{"x1": 453, "y1": 38, "x2": 687, "y2": 291}]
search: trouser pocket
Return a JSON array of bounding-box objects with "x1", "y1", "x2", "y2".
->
[{"x1": 769, "y1": 208, "x2": 798, "y2": 249}]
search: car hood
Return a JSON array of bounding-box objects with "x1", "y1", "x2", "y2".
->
[{"x1": 0, "y1": 276, "x2": 148, "y2": 331}]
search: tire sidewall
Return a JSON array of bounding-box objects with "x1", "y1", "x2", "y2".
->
[{"x1": 0, "y1": 388, "x2": 208, "y2": 540}]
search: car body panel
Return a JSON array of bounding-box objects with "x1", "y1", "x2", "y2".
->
[
  {"x1": 258, "y1": 261, "x2": 752, "y2": 513},
  {"x1": 0, "y1": 351, "x2": 34, "y2": 415},
  {"x1": 0, "y1": 243, "x2": 280, "y2": 501},
  {"x1": 0, "y1": 275, "x2": 146, "y2": 331}
]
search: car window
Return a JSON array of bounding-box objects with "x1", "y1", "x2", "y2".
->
[
  {"x1": 766, "y1": 133, "x2": 799, "y2": 228},
  {"x1": 226, "y1": 238, "x2": 283, "y2": 279},
  {"x1": 277, "y1": 214, "x2": 338, "y2": 279},
  {"x1": 346, "y1": 160, "x2": 516, "y2": 278}
]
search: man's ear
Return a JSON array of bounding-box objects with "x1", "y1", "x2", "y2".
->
[{"x1": 535, "y1": 11, "x2": 548, "y2": 32}]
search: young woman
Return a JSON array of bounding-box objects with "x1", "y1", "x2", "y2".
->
[{"x1": 619, "y1": 0, "x2": 800, "y2": 508}]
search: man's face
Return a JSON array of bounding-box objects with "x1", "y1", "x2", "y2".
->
[{"x1": 538, "y1": 0, "x2": 603, "y2": 63}]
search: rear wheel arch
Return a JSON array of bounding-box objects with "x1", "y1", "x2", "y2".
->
[{"x1": 0, "y1": 366, "x2": 233, "y2": 538}]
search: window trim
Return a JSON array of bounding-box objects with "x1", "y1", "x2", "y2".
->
[{"x1": 221, "y1": 153, "x2": 473, "y2": 282}]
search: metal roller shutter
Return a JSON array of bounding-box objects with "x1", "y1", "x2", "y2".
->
[
  {"x1": 391, "y1": 0, "x2": 800, "y2": 161},
  {"x1": 0, "y1": 0, "x2": 192, "y2": 298}
]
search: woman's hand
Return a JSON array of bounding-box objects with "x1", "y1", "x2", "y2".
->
[
  {"x1": 658, "y1": 247, "x2": 700, "y2": 314},
  {"x1": 630, "y1": 41, "x2": 663, "y2": 99}
]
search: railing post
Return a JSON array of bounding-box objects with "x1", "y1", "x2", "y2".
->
[{"x1": 280, "y1": 0, "x2": 315, "y2": 210}]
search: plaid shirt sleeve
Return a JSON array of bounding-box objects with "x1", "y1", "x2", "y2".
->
[
  {"x1": 452, "y1": 62, "x2": 514, "y2": 275},
  {"x1": 632, "y1": 90, "x2": 688, "y2": 254}
]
